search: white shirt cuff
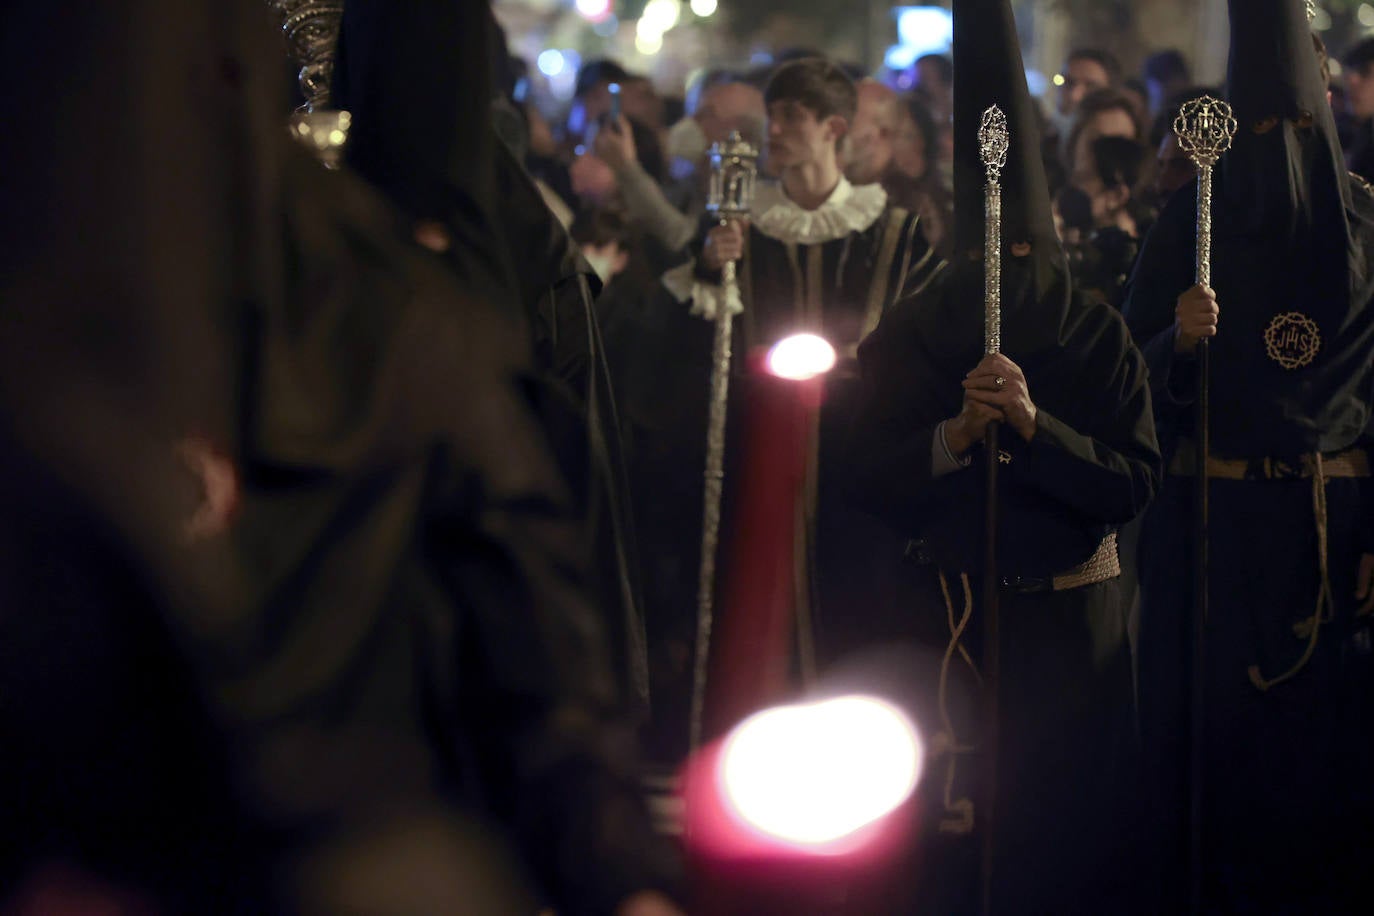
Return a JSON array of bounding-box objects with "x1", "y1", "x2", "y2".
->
[{"x1": 931, "y1": 420, "x2": 973, "y2": 478}]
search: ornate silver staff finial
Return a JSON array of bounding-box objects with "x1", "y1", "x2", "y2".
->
[
  {"x1": 1174, "y1": 96, "x2": 1237, "y2": 287},
  {"x1": 689, "y1": 129, "x2": 759, "y2": 754},
  {"x1": 979, "y1": 105, "x2": 1009, "y2": 357},
  {"x1": 1307, "y1": 0, "x2": 1319, "y2": 23},
  {"x1": 268, "y1": 0, "x2": 350, "y2": 167},
  {"x1": 707, "y1": 131, "x2": 760, "y2": 222}
]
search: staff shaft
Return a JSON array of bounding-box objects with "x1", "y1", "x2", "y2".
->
[
  {"x1": 979, "y1": 172, "x2": 1003, "y2": 916},
  {"x1": 1189, "y1": 163, "x2": 1215, "y2": 915},
  {"x1": 689, "y1": 257, "x2": 737, "y2": 754}
]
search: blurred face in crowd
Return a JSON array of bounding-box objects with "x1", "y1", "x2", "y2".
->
[
  {"x1": 1071, "y1": 152, "x2": 1127, "y2": 229},
  {"x1": 621, "y1": 77, "x2": 664, "y2": 130},
  {"x1": 916, "y1": 59, "x2": 951, "y2": 102},
  {"x1": 1346, "y1": 63, "x2": 1374, "y2": 120},
  {"x1": 696, "y1": 82, "x2": 766, "y2": 147},
  {"x1": 580, "y1": 81, "x2": 617, "y2": 130},
  {"x1": 846, "y1": 81, "x2": 900, "y2": 185},
  {"x1": 1059, "y1": 57, "x2": 1112, "y2": 117},
  {"x1": 1070, "y1": 106, "x2": 1136, "y2": 183},
  {"x1": 891, "y1": 111, "x2": 927, "y2": 180},
  {"x1": 570, "y1": 152, "x2": 618, "y2": 206},
  {"x1": 1154, "y1": 131, "x2": 1197, "y2": 206},
  {"x1": 766, "y1": 98, "x2": 846, "y2": 172}
]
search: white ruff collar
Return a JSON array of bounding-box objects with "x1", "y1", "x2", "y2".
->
[{"x1": 751, "y1": 177, "x2": 887, "y2": 245}]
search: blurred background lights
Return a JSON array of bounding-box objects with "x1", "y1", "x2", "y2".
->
[
  {"x1": 885, "y1": 6, "x2": 952, "y2": 86},
  {"x1": 766, "y1": 334, "x2": 837, "y2": 381},
  {"x1": 575, "y1": 0, "x2": 613, "y2": 21},
  {"x1": 592, "y1": 14, "x2": 620, "y2": 37},
  {"x1": 719, "y1": 696, "x2": 922, "y2": 846},
  {"x1": 690, "y1": 0, "x2": 718, "y2": 17},
  {"x1": 642, "y1": 0, "x2": 683, "y2": 34},
  {"x1": 895, "y1": 6, "x2": 953, "y2": 54},
  {"x1": 1360, "y1": 3, "x2": 1374, "y2": 29},
  {"x1": 635, "y1": 29, "x2": 664, "y2": 55},
  {"x1": 885, "y1": 44, "x2": 920, "y2": 70},
  {"x1": 536, "y1": 48, "x2": 566, "y2": 77}
]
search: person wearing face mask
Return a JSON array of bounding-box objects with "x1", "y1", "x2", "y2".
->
[{"x1": 1067, "y1": 135, "x2": 1149, "y2": 309}]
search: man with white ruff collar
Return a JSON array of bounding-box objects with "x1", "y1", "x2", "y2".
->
[
  {"x1": 846, "y1": 0, "x2": 1161, "y2": 910},
  {"x1": 658, "y1": 57, "x2": 945, "y2": 695}
]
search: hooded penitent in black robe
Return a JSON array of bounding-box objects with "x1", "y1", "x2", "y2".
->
[
  {"x1": 1123, "y1": 1, "x2": 1374, "y2": 909},
  {"x1": 333, "y1": 0, "x2": 649, "y2": 712},
  {"x1": 0, "y1": 2, "x2": 674, "y2": 913},
  {"x1": 847, "y1": 1, "x2": 1161, "y2": 911}
]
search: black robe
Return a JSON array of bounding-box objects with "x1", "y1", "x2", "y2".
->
[
  {"x1": 1122, "y1": 2, "x2": 1374, "y2": 907},
  {"x1": 847, "y1": 262, "x2": 1160, "y2": 913},
  {"x1": 850, "y1": 0, "x2": 1161, "y2": 907},
  {"x1": 335, "y1": 0, "x2": 649, "y2": 711},
  {"x1": 0, "y1": 2, "x2": 673, "y2": 912}
]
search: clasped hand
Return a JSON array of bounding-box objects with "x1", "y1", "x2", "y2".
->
[{"x1": 945, "y1": 353, "x2": 1038, "y2": 456}]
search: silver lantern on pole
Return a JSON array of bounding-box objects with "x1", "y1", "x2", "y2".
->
[
  {"x1": 689, "y1": 130, "x2": 759, "y2": 754},
  {"x1": 268, "y1": 0, "x2": 350, "y2": 167}
]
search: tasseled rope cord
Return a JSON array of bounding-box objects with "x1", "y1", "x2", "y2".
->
[
  {"x1": 936, "y1": 571, "x2": 981, "y2": 834},
  {"x1": 1248, "y1": 453, "x2": 1334, "y2": 691}
]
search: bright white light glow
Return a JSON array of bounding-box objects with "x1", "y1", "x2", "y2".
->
[
  {"x1": 635, "y1": 30, "x2": 664, "y2": 55},
  {"x1": 766, "y1": 334, "x2": 838, "y2": 381},
  {"x1": 536, "y1": 49, "x2": 565, "y2": 77},
  {"x1": 690, "y1": 0, "x2": 718, "y2": 17},
  {"x1": 1360, "y1": 3, "x2": 1374, "y2": 28},
  {"x1": 720, "y1": 695, "x2": 922, "y2": 847},
  {"x1": 885, "y1": 44, "x2": 919, "y2": 71},
  {"x1": 896, "y1": 7, "x2": 953, "y2": 56},
  {"x1": 641, "y1": 0, "x2": 682, "y2": 35},
  {"x1": 576, "y1": 0, "x2": 613, "y2": 20}
]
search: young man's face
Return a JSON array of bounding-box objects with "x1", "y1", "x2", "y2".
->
[
  {"x1": 1058, "y1": 57, "x2": 1112, "y2": 117},
  {"x1": 767, "y1": 99, "x2": 843, "y2": 171}
]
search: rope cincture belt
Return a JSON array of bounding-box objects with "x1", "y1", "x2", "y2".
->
[
  {"x1": 933, "y1": 531, "x2": 1121, "y2": 835},
  {"x1": 1000, "y1": 531, "x2": 1122, "y2": 594},
  {"x1": 1168, "y1": 441, "x2": 1371, "y2": 481},
  {"x1": 1168, "y1": 442, "x2": 1372, "y2": 692}
]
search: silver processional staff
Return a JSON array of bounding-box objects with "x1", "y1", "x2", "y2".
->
[{"x1": 689, "y1": 130, "x2": 758, "y2": 754}]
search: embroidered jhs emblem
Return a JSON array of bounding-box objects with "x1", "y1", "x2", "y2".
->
[
  {"x1": 998, "y1": 450, "x2": 1013, "y2": 465},
  {"x1": 1263, "y1": 312, "x2": 1321, "y2": 370}
]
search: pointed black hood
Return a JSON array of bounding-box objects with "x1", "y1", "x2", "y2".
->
[
  {"x1": 952, "y1": 0, "x2": 1059, "y2": 270},
  {"x1": 1220, "y1": 0, "x2": 1351, "y2": 239},
  {"x1": 332, "y1": 0, "x2": 514, "y2": 303},
  {"x1": 1127, "y1": 0, "x2": 1374, "y2": 459}
]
